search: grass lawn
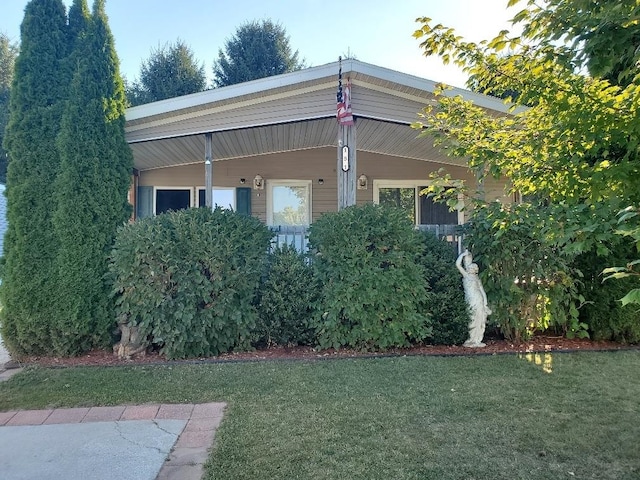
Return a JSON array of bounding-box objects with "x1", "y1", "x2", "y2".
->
[{"x1": 1, "y1": 351, "x2": 639, "y2": 479}]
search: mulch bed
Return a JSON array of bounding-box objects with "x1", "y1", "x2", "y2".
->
[{"x1": 11, "y1": 336, "x2": 637, "y2": 368}]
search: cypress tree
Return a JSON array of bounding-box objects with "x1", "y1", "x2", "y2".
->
[
  {"x1": 51, "y1": 0, "x2": 133, "y2": 354},
  {"x1": 1, "y1": 0, "x2": 71, "y2": 354},
  {"x1": 0, "y1": 34, "x2": 19, "y2": 184}
]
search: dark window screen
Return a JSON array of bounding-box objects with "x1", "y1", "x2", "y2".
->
[
  {"x1": 419, "y1": 187, "x2": 458, "y2": 225},
  {"x1": 156, "y1": 189, "x2": 190, "y2": 214}
]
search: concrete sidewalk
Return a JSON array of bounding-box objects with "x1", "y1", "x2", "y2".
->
[{"x1": 0, "y1": 402, "x2": 226, "y2": 480}]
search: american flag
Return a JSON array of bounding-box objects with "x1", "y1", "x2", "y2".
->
[{"x1": 337, "y1": 62, "x2": 354, "y2": 126}]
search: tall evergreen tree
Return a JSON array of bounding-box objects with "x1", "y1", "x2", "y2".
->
[
  {"x1": 213, "y1": 19, "x2": 305, "y2": 88},
  {"x1": 52, "y1": 0, "x2": 133, "y2": 354},
  {"x1": 1, "y1": 0, "x2": 71, "y2": 354},
  {"x1": 0, "y1": 33, "x2": 19, "y2": 184},
  {"x1": 127, "y1": 39, "x2": 206, "y2": 106}
]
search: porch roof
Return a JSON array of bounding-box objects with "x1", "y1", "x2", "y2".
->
[{"x1": 125, "y1": 59, "x2": 511, "y2": 172}]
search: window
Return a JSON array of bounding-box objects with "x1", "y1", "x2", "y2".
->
[
  {"x1": 267, "y1": 181, "x2": 312, "y2": 227},
  {"x1": 373, "y1": 181, "x2": 462, "y2": 225},
  {"x1": 154, "y1": 188, "x2": 192, "y2": 215},
  {"x1": 197, "y1": 187, "x2": 236, "y2": 210}
]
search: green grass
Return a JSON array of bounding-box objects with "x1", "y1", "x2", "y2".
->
[{"x1": 1, "y1": 352, "x2": 639, "y2": 479}]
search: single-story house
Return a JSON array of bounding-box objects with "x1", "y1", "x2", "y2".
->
[{"x1": 125, "y1": 59, "x2": 512, "y2": 245}]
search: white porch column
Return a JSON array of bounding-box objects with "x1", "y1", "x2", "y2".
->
[
  {"x1": 337, "y1": 121, "x2": 357, "y2": 209},
  {"x1": 205, "y1": 133, "x2": 213, "y2": 208}
]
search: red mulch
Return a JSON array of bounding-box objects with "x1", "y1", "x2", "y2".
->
[{"x1": 14, "y1": 336, "x2": 637, "y2": 368}]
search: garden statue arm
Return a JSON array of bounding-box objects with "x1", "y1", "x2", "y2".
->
[{"x1": 456, "y1": 250, "x2": 468, "y2": 277}]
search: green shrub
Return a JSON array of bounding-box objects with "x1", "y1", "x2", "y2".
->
[
  {"x1": 308, "y1": 204, "x2": 431, "y2": 350},
  {"x1": 575, "y1": 240, "x2": 640, "y2": 343},
  {"x1": 110, "y1": 207, "x2": 273, "y2": 359},
  {"x1": 418, "y1": 232, "x2": 469, "y2": 345},
  {"x1": 465, "y1": 202, "x2": 586, "y2": 342},
  {"x1": 255, "y1": 244, "x2": 317, "y2": 347}
]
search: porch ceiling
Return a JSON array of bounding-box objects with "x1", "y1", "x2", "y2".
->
[{"x1": 130, "y1": 117, "x2": 464, "y2": 172}]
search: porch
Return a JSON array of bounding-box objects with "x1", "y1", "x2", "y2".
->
[
  {"x1": 270, "y1": 224, "x2": 463, "y2": 253},
  {"x1": 125, "y1": 60, "x2": 513, "y2": 237}
]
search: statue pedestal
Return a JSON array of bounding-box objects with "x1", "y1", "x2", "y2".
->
[{"x1": 463, "y1": 340, "x2": 486, "y2": 348}]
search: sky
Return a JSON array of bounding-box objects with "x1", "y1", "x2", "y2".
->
[{"x1": 2, "y1": 0, "x2": 519, "y2": 89}]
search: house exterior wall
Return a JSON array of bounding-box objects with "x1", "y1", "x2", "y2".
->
[{"x1": 137, "y1": 146, "x2": 511, "y2": 223}]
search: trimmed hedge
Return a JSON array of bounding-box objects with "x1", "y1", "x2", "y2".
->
[
  {"x1": 110, "y1": 207, "x2": 273, "y2": 359},
  {"x1": 418, "y1": 231, "x2": 469, "y2": 345},
  {"x1": 255, "y1": 244, "x2": 317, "y2": 347},
  {"x1": 308, "y1": 204, "x2": 431, "y2": 350}
]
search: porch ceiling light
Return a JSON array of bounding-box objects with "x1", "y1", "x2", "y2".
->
[
  {"x1": 357, "y1": 174, "x2": 368, "y2": 190},
  {"x1": 253, "y1": 174, "x2": 264, "y2": 190}
]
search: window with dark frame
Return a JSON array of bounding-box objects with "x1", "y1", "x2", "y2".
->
[{"x1": 155, "y1": 189, "x2": 191, "y2": 214}]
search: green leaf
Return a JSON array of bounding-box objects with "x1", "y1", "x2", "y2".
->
[{"x1": 620, "y1": 289, "x2": 640, "y2": 307}]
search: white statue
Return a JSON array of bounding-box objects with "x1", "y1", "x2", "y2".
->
[{"x1": 456, "y1": 249, "x2": 491, "y2": 348}]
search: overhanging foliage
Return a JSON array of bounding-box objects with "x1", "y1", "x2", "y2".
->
[{"x1": 412, "y1": 0, "x2": 640, "y2": 330}]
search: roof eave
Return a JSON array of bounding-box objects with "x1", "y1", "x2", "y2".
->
[{"x1": 125, "y1": 59, "x2": 515, "y2": 123}]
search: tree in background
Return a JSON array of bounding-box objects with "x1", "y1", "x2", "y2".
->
[
  {"x1": 52, "y1": 0, "x2": 133, "y2": 354},
  {"x1": 514, "y1": 0, "x2": 640, "y2": 87},
  {"x1": 412, "y1": 0, "x2": 640, "y2": 340},
  {"x1": 512, "y1": 0, "x2": 640, "y2": 312},
  {"x1": 1, "y1": 0, "x2": 71, "y2": 354},
  {"x1": 0, "y1": 34, "x2": 18, "y2": 184},
  {"x1": 213, "y1": 19, "x2": 304, "y2": 88},
  {"x1": 126, "y1": 39, "x2": 206, "y2": 106}
]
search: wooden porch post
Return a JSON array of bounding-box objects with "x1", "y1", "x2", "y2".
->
[
  {"x1": 337, "y1": 122, "x2": 357, "y2": 209},
  {"x1": 205, "y1": 133, "x2": 213, "y2": 208},
  {"x1": 336, "y1": 59, "x2": 357, "y2": 210}
]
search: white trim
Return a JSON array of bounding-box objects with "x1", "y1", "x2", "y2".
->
[
  {"x1": 267, "y1": 180, "x2": 313, "y2": 227},
  {"x1": 373, "y1": 179, "x2": 464, "y2": 225},
  {"x1": 153, "y1": 186, "x2": 194, "y2": 215}
]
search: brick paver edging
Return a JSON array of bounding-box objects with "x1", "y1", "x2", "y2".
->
[{"x1": 0, "y1": 402, "x2": 226, "y2": 480}]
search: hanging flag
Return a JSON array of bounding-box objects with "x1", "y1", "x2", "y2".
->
[{"x1": 337, "y1": 60, "x2": 354, "y2": 126}]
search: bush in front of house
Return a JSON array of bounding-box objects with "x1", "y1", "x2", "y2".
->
[
  {"x1": 254, "y1": 244, "x2": 317, "y2": 347},
  {"x1": 308, "y1": 204, "x2": 432, "y2": 350},
  {"x1": 418, "y1": 231, "x2": 470, "y2": 345},
  {"x1": 574, "y1": 240, "x2": 640, "y2": 343},
  {"x1": 464, "y1": 201, "x2": 586, "y2": 342},
  {"x1": 109, "y1": 207, "x2": 273, "y2": 359}
]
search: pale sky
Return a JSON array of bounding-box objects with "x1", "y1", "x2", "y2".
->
[{"x1": 2, "y1": 0, "x2": 518, "y2": 89}]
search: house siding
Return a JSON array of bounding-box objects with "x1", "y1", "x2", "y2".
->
[{"x1": 137, "y1": 147, "x2": 512, "y2": 222}]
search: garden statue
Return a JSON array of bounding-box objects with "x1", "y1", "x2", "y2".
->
[{"x1": 456, "y1": 249, "x2": 491, "y2": 348}]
